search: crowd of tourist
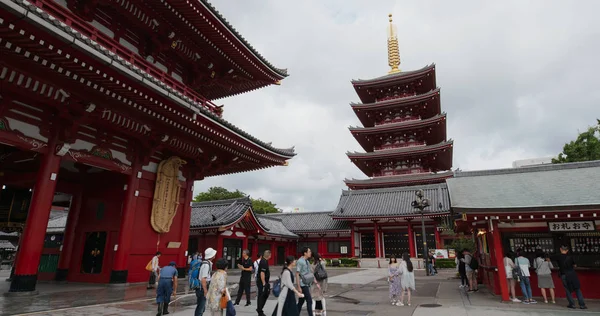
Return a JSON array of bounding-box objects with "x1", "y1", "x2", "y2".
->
[{"x1": 147, "y1": 244, "x2": 589, "y2": 315}]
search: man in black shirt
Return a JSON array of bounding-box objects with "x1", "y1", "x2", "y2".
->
[
  {"x1": 256, "y1": 250, "x2": 271, "y2": 316},
  {"x1": 552, "y1": 245, "x2": 586, "y2": 310},
  {"x1": 235, "y1": 250, "x2": 253, "y2": 306}
]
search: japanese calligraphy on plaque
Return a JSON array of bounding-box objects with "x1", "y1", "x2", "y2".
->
[
  {"x1": 548, "y1": 221, "x2": 595, "y2": 232},
  {"x1": 151, "y1": 156, "x2": 186, "y2": 233}
]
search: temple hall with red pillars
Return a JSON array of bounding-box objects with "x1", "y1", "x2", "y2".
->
[
  {"x1": 0, "y1": 0, "x2": 295, "y2": 293},
  {"x1": 338, "y1": 14, "x2": 456, "y2": 267},
  {"x1": 450, "y1": 161, "x2": 600, "y2": 300}
]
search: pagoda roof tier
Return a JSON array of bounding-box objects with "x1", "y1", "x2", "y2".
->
[
  {"x1": 348, "y1": 141, "x2": 453, "y2": 177},
  {"x1": 0, "y1": 4, "x2": 295, "y2": 177},
  {"x1": 351, "y1": 89, "x2": 441, "y2": 127},
  {"x1": 345, "y1": 171, "x2": 453, "y2": 190},
  {"x1": 351, "y1": 64, "x2": 437, "y2": 104},
  {"x1": 331, "y1": 183, "x2": 450, "y2": 220},
  {"x1": 349, "y1": 114, "x2": 447, "y2": 152},
  {"x1": 33, "y1": 0, "x2": 287, "y2": 102}
]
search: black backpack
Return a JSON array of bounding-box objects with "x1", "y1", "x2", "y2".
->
[
  {"x1": 314, "y1": 262, "x2": 328, "y2": 281},
  {"x1": 469, "y1": 257, "x2": 479, "y2": 270}
]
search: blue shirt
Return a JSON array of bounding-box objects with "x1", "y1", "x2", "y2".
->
[{"x1": 160, "y1": 265, "x2": 178, "y2": 279}]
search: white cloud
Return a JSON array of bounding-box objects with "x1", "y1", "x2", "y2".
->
[{"x1": 194, "y1": 0, "x2": 600, "y2": 212}]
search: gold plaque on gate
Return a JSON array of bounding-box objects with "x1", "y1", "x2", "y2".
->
[{"x1": 151, "y1": 156, "x2": 186, "y2": 233}]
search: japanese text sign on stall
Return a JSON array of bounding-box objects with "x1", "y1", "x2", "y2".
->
[{"x1": 548, "y1": 221, "x2": 595, "y2": 232}]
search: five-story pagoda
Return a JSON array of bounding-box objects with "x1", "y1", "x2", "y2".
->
[
  {"x1": 346, "y1": 15, "x2": 453, "y2": 190},
  {"x1": 331, "y1": 15, "x2": 453, "y2": 261}
]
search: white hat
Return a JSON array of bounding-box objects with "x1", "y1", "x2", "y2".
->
[{"x1": 204, "y1": 247, "x2": 217, "y2": 260}]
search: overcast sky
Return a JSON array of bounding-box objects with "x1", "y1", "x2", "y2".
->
[{"x1": 193, "y1": 0, "x2": 600, "y2": 212}]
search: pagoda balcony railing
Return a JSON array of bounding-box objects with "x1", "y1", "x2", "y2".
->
[
  {"x1": 373, "y1": 168, "x2": 428, "y2": 177},
  {"x1": 34, "y1": 0, "x2": 222, "y2": 115},
  {"x1": 374, "y1": 116, "x2": 420, "y2": 126},
  {"x1": 374, "y1": 142, "x2": 426, "y2": 151}
]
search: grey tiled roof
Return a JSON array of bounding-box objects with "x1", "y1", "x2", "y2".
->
[
  {"x1": 351, "y1": 64, "x2": 435, "y2": 84},
  {"x1": 350, "y1": 88, "x2": 440, "y2": 107},
  {"x1": 267, "y1": 212, "x2": 350, "y2": 233},
  {"x1": 255, "y1": 215, "x2": 298, "y2": 238},
  {"x1": 46, "y1": 214, "x2": 68, "y2": 234},
  {"x1": 347, "y1": 140, "x2": 453, "y2": 157},
  {"x1": 345, "y1": 172, "x2": 453, "y2": 187},
  {"x1": 190, "y1": 197, "x2": 253, "y2": 229},
  {"x1": 349, "y1": 113, "x2": 446, "y2": 133},
  {"x1": 0, "y1": 240, "x2": 16, "y2": 250},
  {"x1": 331, "y1": 183, "x2": 450, "y2": 218},
  {"x1": 448, "y1": 160, "x2": 600, "y2": 210}
]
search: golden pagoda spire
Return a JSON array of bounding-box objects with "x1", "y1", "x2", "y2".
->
[{"x1": 387, "y1": 14, "x2": 401, "y2": 74}]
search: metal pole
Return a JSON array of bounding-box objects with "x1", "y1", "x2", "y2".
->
[{"x1": 421, "y1": 211, "x2": 429, "y2": 276}]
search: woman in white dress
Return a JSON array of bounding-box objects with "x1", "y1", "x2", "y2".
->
[{"x1": 398, "y1": 252, "x2": 415, "y2": 306}]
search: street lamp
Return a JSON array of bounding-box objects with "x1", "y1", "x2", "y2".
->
[{"x1": 411, "y1": 189, "x2": 430, "y2": 276}]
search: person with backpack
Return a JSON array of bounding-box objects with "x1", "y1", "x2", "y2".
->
[
  {"x1": 311, "y1": 253, "x2": 328, "y2": 316},
  {"x1": 515, "y1": 249, "x2": 536, "y2": 304},
  {"x1": 272, "y1": 256, "x2": 304, "y2": 316},
  {"x1": 195, "y1": 247, "x2": 217, "y2": 316},
  {"x1": 296, "y1": 247, "x2": 315, "y2": 316},
  {"x1": 462, "y1": 249, "x2": 479, "y2": 292},
  {"x1": 234, "y1": 249, "x2": 253, "y2": 307}
]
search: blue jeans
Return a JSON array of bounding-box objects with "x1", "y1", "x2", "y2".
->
[
  {"x1": 428, "y1": 263, "x2": 436, "y2": 275},
  {"x1": 561, "y1": 275, "x2": 586, "y2": 307},
  {"x1": 519, "y1": 276, "x2": 533, "y2": 300},
  {"x1": 195, "y1": 287, "x2": 207, "y2": 316}
]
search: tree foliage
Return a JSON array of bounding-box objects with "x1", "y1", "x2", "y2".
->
[
  {"x1": 553, "y1": 119, "x2": 600, "y2": 164},
  {"x1": 193, "y1": 186, "x2": 245, "y2": 202},
  {"x1": 193, "y1": 186, "x2": 280, "y2": 214},
  {"x1": 449, "y1": 235, "x2": 475, "y2": 253}
]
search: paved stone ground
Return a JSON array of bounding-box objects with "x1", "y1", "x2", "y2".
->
[{"x1": 3, "y1": 269, "x2": 600, "y2": 315}]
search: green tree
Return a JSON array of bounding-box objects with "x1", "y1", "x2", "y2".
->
[
  {"x1": 193, "y1": 186, "x2": 281, "y2": 214},
  {"x1": 193, "y1": 186, "x2": 245, "y2": 202},
  {"x1": 449, "y1": 235, "x2": 475, "y2": 253},
  {"x1": 251, "y1": 198, "x2": 279, "y2": 214},
  {"x1": 553, "y1": 119, "x2": 600, "y2": 163}
]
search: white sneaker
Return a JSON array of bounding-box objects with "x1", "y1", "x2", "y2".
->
[
  {"x1": 398, "y1": 302, "x2": 404, "y2": 306},
  {"x1": 407, "y1": 303, "x2": 411, "y2": 306},
  {"x1": 511, "y1": 298, "x2": 521, "y2": 302}
]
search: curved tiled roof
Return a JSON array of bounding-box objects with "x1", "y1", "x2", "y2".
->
[
  {"x1": 349, "y1": 113, "x2": 446, "y2": 134},
  {"x1": 345, "y1": 172, "x2": 453, "y2": 189},
  {"x1": 331, "y1": 183, "x2": 450, "y2": 219},
  {"x1": 46, "y1": 214, "x2": 68, "y2": 234},
  {"x1": 11, "y1": 1, "x2": 295, "y2": 160},
  {"x1": 190, "y1": 197, "x2": 253, "y2": 229},
  {"x1": 199, "y1": 0, "x2": 288, "y2": 78},
  {"x1": 255, "y1": 215, "x2": 298, "y2": 238},
  {"x1": 267, "y1": 212, "x2": 350, "y2": 233},
  {"x1": 347, "y1": 140, "x2": 453, "y2": 158},
  {"x1": 350, "y1": 88, "x2": 440, "y2": 108},
  {"x1": 351, "y1": 64, "x2": 436, "y2": 85}
]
